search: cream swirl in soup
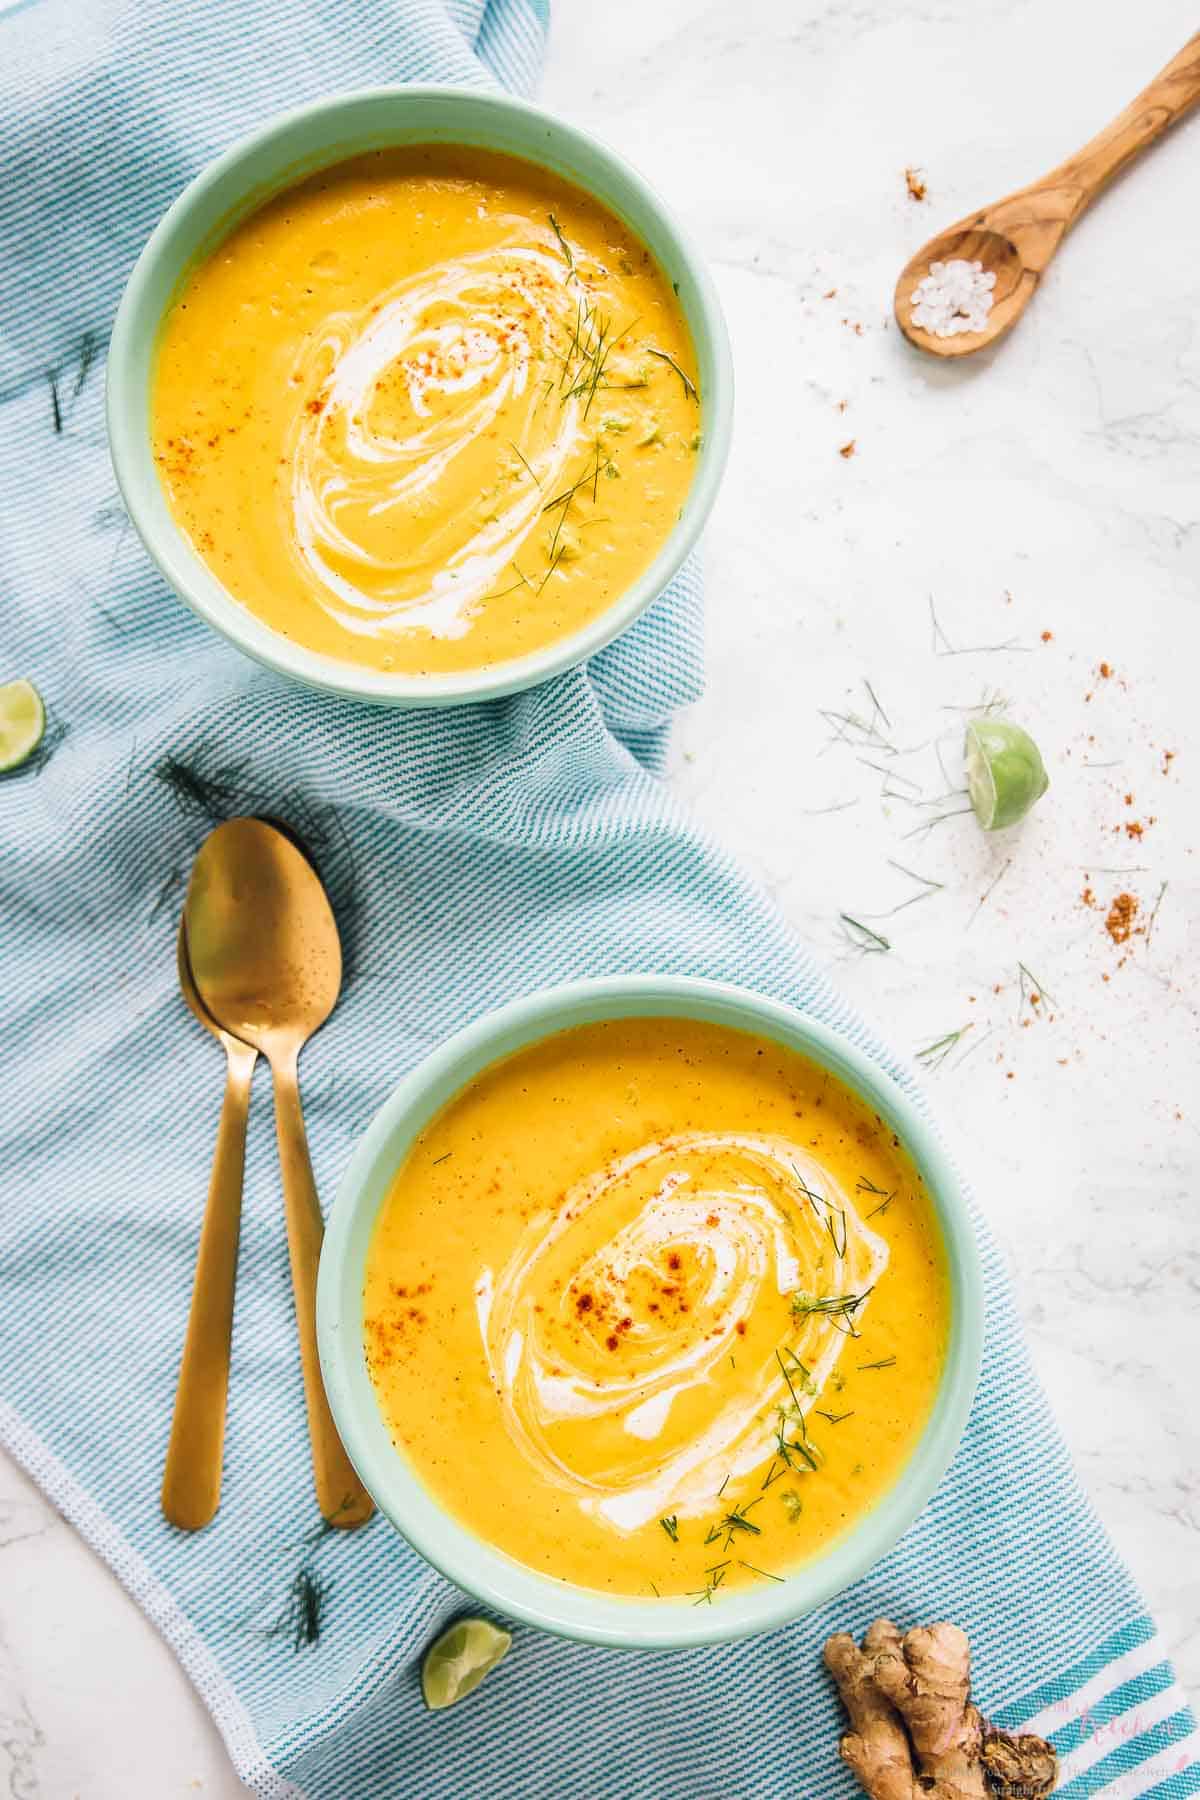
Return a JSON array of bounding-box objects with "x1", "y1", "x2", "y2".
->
[
  {"x1": 475, "y1": 1133, "x2": 888, "y2": 1530},
  {"x1": 289, "y1": 246, "x2": 588, "y2": 639}
]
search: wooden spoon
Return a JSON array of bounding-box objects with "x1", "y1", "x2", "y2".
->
[
  {"x1": 896, "y1": 31, "x2": 1200, "y2": 357},
  {"x1": 161, "y1": 923, "x2": 257, "y2": 1530},
  {"x1": 185, "y1": 816, "x2": 373, "y2": 1528}
]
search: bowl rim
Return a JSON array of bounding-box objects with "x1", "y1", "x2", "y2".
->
[
  {"x1": 317, "y1": 974, "x2": 985, "y2": 1649},
  {"x1": 105, "y1": 83, "x2": 734, "y2": 708}
]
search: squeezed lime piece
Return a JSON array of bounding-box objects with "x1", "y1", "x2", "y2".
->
[
  {"x1": 421, "y1": 1617, "x2": 512, "y2": 1711},
  {"x1": 965, "y1": 718, "x2": 1048, "y2": 830},
  {"x1": 0, "y1": 680, "x2": 46, "y2": 773}
]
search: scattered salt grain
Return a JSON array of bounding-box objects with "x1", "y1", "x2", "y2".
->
[{"x1": 910, "y1": 258, "x2": 995, "y2": 338}]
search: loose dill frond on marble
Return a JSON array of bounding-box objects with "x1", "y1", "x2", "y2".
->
[
  {"x1": 916, "y1": 1026, "x2": 973, "y2": 1071},
  {"x1": 645, "y1": 346, "x2": 698, "y2": 400},
  {"x1": 659, "y1": 1514, "x2": 679, "y2": 1543},
  {"x1": 1146, "y1": 881, "x2": 1169, "y2": 944},
  {"x1": 968, "y1": 857, "x2": 1013, "y2": 929},
  {"x1": 929, "y1": 595, "x2": 1031, "y2": 657},
  {"x1": 840, "y1": 914, "x2": 891, "y2": 954},
  {"x1": 1017, "y1": 962, "x2": 1058, "y2": 1010},
  {"x1": 863, "y1": 679, "x2": 891, "y2": 730}
]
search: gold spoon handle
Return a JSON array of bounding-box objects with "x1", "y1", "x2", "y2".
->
[
  {"x1": 270, "y1": 1057, "x2": 374, "y2": 1527},
  {"x1": 161, "y1": 1037, "x2": 257, "y2": 1531},
  {"x1": 991, "y1": 31, "x2": 1200, "y2": 267}
]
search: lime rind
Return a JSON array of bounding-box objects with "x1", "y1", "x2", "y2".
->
[
  {"x1": 0, "y1": 679, "x2": 46, "y2": 773},
  {"x1": 965, "y1": 719, "x2": 1048, "y2": 831},
  {"x1": 421, "y1": 1616, "x2": 512, "y2": 1711}
]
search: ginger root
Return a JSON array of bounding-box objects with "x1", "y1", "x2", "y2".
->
[{"x1": 824, "y1": 1620, "x2": 1057, "y2": 1800}]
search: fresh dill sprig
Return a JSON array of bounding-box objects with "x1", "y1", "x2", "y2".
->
[
  {"x1": 840, "y1": 914, "x2": 891, "y2": 953},
  {"x1": 431, "y1": 1151, "x2": 453, "y2": 1166},
  {"x1": 858, "y1": 1355, "x2": 897, "y2": 1372},
  {"x1": 645, "y1": 346, "x2": 698, "y2": 400},
  {"x1": 761, "y1": 1459, "x2": 786, "y2": 1490},
  {"x1": 929, "y1": 595, "x2": 1031, "y2": 657},
  {"x1": 856, "y1": 1176, "x2": 888, "y2": 1197},
  {"x1": 704, "y1": 1500, "x2": 762, "y2": 1549},
  {"x1": 815, "y1": 1409, "x2": 854, "y2": 1425},
  {"x1": 1146, "y1": 881, "x2": 1169, "y2": 944},
  {"x1": 790, "y1": 1291, "x2": 872, "y2": 1335},
  {"x1": 716, "y1": 1473, "x2": 730, "y2": 1498},
  {"x1": 659, "y1": 1514, "x2": 679, "y2": 1543}
]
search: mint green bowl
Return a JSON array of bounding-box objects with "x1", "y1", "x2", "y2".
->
[
  {"x1": 106, "y1": 87, "x2": 733, "y2": 707},
  {"x1": 317, "y1": 976, "x2": 984, "y2": 1648}
]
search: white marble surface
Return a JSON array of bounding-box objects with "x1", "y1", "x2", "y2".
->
[{"x1": 4, "y1": 2, "x2": 1199, "y2": 1792}]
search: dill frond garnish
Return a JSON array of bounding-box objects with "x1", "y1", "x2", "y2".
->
[
  {"x1": 704, "y1": 1500, "x2": 762, "y2": 1550},
  {"x1": 547, "y1": 212, "x2": 574, "y2": 271},
  {"x1": 789, "y1": 1291, "x2": 872, "y2": 1334},
  {"x1": 859, "y1": 1355, "x2": 897, "y2": 1372},
  {"x1": 659, "y1": 1515, "x2": 679, "y2": 1542},
  {"x1": 815, "y1": 1409, "x2": 854, "y2": 1425},
  {"x1": 689, "y1": 1560, "x2": 730, "y2": 1605},
  {"x1": 739, "y1": 1560, "x2": 785, "y2": 1584},
  {"x1": 645, "y1": 346, "x2": 698, "y2": 400},
  {"x1": 508, "y1": 441, "x2": 540, "y2": 487}
]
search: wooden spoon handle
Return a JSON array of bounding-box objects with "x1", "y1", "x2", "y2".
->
[
  {"x1": 992, "y1": 32, "x2": 1200, "y2": 266},
  {"x1": 161, "y1": 1037, "x2": 257, "y2": 1531},
  {"x1": 270, "y1": 1058, "x2": 374, "y2": 1527}
]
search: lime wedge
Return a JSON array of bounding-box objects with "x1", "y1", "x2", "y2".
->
[
  {"x1": 965, "y1": 719, "x2": 1048, "y2": 831},
  {"x1": 421, "y1": 1617, "x2": 512, "y2": 1711},
  {"x1": 0, "y1": 680, "x2": 46, "y2": 773}
]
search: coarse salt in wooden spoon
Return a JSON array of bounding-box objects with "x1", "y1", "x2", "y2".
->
[{"x1": 895, "y1": 30, "x2": 1200, "y2": 358}]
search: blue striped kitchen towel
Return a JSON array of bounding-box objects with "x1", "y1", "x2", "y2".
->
[{"x1": 0, "y1": 3, "x2": 1195, "y2": 1796}]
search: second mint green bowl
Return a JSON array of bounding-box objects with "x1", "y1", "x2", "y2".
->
[
  {"x1": 106, "y1": 86, "x2": 733, "y2": 708},
  {"x1": 317, "y1": 977, "x2": 984, "y2": 1649}
]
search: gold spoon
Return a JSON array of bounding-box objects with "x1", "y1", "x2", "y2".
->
[
  {"x1": 895, "y1": 31, "x2": 1200, "y2": 358},
  {"x1": 184, "y1": 816, "x2": 373, "y2": 1529},
  {"x1": 161, "y1": 924, "x2": 257, "y2": 1531}
]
